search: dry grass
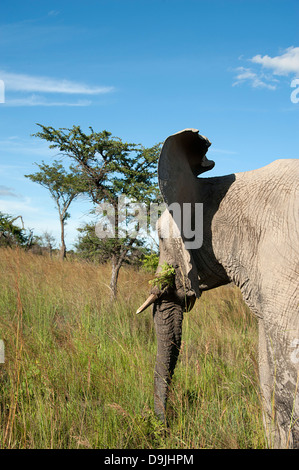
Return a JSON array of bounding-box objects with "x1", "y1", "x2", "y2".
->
[{"x1": 0, "y1": 247, "x2": 265, "y2": 448}]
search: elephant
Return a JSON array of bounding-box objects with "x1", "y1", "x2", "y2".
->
[{"x1": 137, "y1": 129, "x2": 299, "y2": 449}]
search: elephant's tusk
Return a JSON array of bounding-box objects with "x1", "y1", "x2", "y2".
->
[{"x1": 136, "y1": 293, "x2": 158, "y2": 314}]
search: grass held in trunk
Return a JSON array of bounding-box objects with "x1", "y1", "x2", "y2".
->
[{"x1": 149, "y1": 263, "x2": 176, "y2": 290}]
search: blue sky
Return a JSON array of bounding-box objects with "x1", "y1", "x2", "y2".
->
[{"x1": 0, "y1": 0, "x2": 298, "y2": 249}]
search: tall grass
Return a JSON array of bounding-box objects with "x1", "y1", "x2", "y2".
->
[{"x1": 0, "y1": 247, "x2": 265, "y2": 448}]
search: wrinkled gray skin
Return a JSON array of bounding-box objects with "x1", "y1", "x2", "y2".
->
[{"x1": 146, "y1": 129, "x2": 299, "y2": 449}]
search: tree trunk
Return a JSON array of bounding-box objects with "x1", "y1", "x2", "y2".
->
[
  {"x1": 109, "y1": 247, "x2": 131, "y2": 301},
  {"x1": 109, "y1": 238, "x2": 135, "y2": 300},
  {"x1": 110, "y1": 256, "x2": 121, "y2": 300},
  {"x1": 60, "y1": 217, "x2": 66, "y2": 261}
]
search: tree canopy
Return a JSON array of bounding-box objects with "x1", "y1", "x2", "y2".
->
[
  {"x1": 33, "y1": 125, "x2": 160, "y2": 207},
  {"x1": 0, "y1": 213, "x2": 28, "y2": 247},
  {"x1": 25, "y1": 160, "x2": 83, "y2": 259},
  {"x1": 32, "y1": 124, "x2": 162, "y2": 297}
]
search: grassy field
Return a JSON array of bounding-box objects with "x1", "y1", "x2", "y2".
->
[{"x1": 0, "y1": 247, "x2": 265, "y2": 449}]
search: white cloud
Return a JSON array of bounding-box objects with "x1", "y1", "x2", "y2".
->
[
  {"x1": 232, "y1": 66, "x2": 277, "y2": 90},
  {"x1": 251, "y1": 46, "x2": 299, "y2": 76},
  {"x1": 0, "y1": 196, "x2": 39, "y2": 215},
  {"x1": 0, "y1": 185, "x2": 19, "y2": 197},
  {"x1": 232, "y1": 46, "x2": 299, "y2": 90},
  {"x1": 0, "y1": 70, "x2": 114, "y2": 106},
  {"x1": 0, "y1": 198, "x2": 92, "y2": 248},
  {"x1": 0, "y1": 70, "x2": 114, "y2": 95},
  {"x1": 0, "y1": 197, "x2": 61, "y2": 242},
  {"x1": 0, "y1": 139, "x2": 57, "y2": 178},
  {"x1": 48, "y1": 10, "x2": 60, "y2": 17},
  {"x1": 4, "y1": 94, "x2": 92, "y2": 107}
]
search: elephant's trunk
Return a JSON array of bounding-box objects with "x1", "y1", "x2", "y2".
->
[{"x1": 153, "y1": 299, "x2": 184, "y2": 422}]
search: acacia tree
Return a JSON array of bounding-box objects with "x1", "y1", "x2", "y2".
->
[
  {"x1": 0, "y1": 213, "x2": 27, "y2": 247},
  {"x1": 75, "y1": 221, "x2": 151, "y2": 267},
  {"x1": 33, "y1": 124, "x2": 161, "y2": 298},
  {"x1": 25, "y1": 161, "x2": 82, "y2": 260}
]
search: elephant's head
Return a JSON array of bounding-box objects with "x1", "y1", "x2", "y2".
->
[
  {"x1": 137, "y1": 129, "x2": 216, "y2": 421},
  {"x1": 137, "y1": 130, "x2": 299, "y2": 448}
]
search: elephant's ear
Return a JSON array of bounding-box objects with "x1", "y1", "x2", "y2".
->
[
  {"x1": 157, "y1": 129, "x2": 215, "y2": 299},
  {"x1": 158, "y1": 128, "x2": 214, "y2": 206}
]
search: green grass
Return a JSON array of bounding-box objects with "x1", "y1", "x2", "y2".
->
[{"x1": 0, "y1": 247, "x2": 265, "y2": 448}]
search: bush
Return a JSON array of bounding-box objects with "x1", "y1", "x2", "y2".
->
[{"x1": 141, "y1": 253, "x2": 159, "y2": 273}]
